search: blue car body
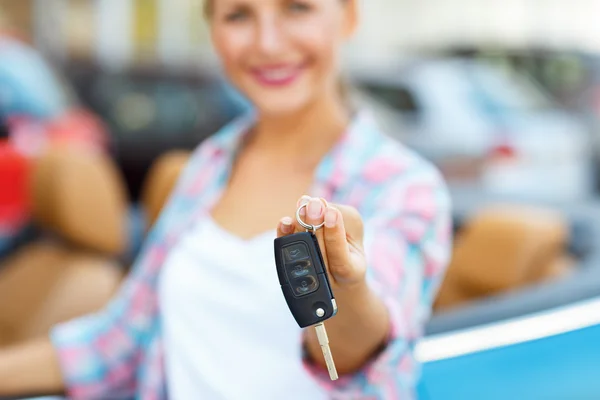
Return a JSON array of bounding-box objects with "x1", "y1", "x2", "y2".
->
[{"x1": 418, "y1": 298, "x2": 600, "y2": 400}]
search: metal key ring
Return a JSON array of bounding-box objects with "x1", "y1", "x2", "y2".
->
[{"x1": 296, "y1": 198, "x2": 328, "y2": 232}]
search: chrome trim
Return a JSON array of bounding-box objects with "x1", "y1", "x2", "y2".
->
[{"x1": 415, "y1": 297, "x2": 600, "y2": 362}]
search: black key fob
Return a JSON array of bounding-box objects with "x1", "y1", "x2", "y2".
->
[{"x1": 274, "y1": 231, "x2": 338, "y2": 328}]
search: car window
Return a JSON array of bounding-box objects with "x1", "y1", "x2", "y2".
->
[
  {"x1": 358, "y1": 83, "x2": 421, "y2": 113},
  {"x1": 87, "y1": 75, "x2": 245, "y2": 141},
  {"x1": 401, "y1": 63, "x2": 493, "y2": 133}
]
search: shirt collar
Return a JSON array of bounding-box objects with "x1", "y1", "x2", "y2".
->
[
  {"x1": 206, "y1": 107, "x2": 384, "y2": 195},
  {"x1": 207, "y1": 110, "x2": 258, "y2": 157}
]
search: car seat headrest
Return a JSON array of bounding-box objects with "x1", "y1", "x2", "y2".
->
[
  {"x1": 450, "y1": 205, "x2": 569, "y2": 294},
  {"x1": 30, "y1": 146, "x2": 129, "y2": 255}
]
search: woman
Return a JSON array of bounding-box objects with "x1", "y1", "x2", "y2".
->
[{"x1": 0, "y1": 0, "x2": 451, "y2": 398}]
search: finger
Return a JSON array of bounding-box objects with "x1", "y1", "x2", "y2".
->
[
  {"x1": 292, "y1": 195, "x2": 320, "y2": 233},
  {"x1": 297, "y1": 195, "x2": 311, "y2": 210},
  {"x1": 304, "y1": 197, "x2": 328, "y2": 261},
  {"x1": 290, "y1": 195, "x2": 310, "y2": 233},
  {"x1": 323, "y1": 206, "x2": 353, "y2": 280},
  {"x1": 291, "y1": 195, "x2": 311, "y2": 232},
  {"x1": 306, "y1": 197, "x2": 326, "y2": 232},
  {"x1": 276, "y1": 216, "x2": 295, "y2": 238}
]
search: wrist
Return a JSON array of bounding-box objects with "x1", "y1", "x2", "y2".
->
[
  {"x1": 330, "y1": 279, "x2": 388, "y2": 336},
  {"x1": 332, "y1": 279, "x2": 371, "y2": 310},
  {"x1": 304, "y1": 279, "x2": 390, "y2": 375}
]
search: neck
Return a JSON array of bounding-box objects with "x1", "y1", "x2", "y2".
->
[{"x1": 248, "y1": 93, "x2": 351, "y2": 166}]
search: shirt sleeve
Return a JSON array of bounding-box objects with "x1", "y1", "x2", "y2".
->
[
  {"x1": 48, "y1": 237, "x2": 163, "y2": 399},
  {"x1": 302, "y1": 165, "x2": 453, "y2": 399}
]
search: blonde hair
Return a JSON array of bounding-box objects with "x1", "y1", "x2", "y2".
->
[{"x1": 203, "y1": 0, "x2": 212, "y2": 19}]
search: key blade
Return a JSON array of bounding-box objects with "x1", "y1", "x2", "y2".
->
[
  {"x1": 320, "y1": 342, "x2": 339, "y2": 381},
  {"x1": 314, "y1": 323, "x2": 338, "y2": 381}
]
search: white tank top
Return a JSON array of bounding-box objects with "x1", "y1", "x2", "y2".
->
[{"x1": 158, "y1": 215, "x2": 329, "y2": 400}]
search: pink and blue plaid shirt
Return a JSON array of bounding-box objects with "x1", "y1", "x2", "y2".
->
[{"x1": 50, "y1": 109, "x2": 452, "y2": 399}]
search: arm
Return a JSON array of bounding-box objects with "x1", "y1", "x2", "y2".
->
[
  {"x1": 38, "y1": 144, "x2": 206, "y2": 399},
  {"x1": 45, "y1": 258, "x2": 157, "y2": 399},
  {"x1": 0, "y1": 137, "x2": 215, "y2": 399},
  {"x1": 298, "y1": 168, "x2": 453, "y2": 397},
  {"x1": 0, "y1": 251, "x2": 159, "y2": 400},
  {"x1": 0, "y1": 230, "x2": 161, "y2": 400},
  {"x1": 0, "y1": 338, "x2": 64, "y2": 397}
]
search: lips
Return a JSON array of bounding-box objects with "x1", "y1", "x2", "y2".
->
[{"x1": 250, "y1": 63, "x2": 305, "y2": 87}]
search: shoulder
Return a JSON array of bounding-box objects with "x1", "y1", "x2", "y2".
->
[
  {"x1": 344, "y1": 112, "x2": 451, "y2": 223},
  {"x1": 364, "y1": 130, "x2": 445, "y2": 190}
]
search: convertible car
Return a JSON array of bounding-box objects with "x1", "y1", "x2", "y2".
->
[
  {"x1": 2, "y1": 59, "x2": 600, "y2": 400},
  {"x1": 417, "y1": 190, "x2": 600, "y2": 400},
  {"x1": 5, "y1": 176, "x2": 599, "y2": 400}
]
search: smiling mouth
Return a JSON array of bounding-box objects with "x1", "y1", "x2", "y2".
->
[{"x1": 250, "y1": 63, "x2": 306, "y2": 87}]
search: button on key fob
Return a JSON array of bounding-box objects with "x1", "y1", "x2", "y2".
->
[{"x1": 274, "y1": 231, "x2": 338, "y2": 328}]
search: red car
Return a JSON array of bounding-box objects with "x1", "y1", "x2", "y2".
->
[{"x1": 0, "y1": 35, "x2": 110, "y2": 254}]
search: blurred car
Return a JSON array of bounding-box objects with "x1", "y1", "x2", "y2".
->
[
  {"x1": 0, "y1": 35, "x2": 112, "y2": 257},
  {"x1": 418, "y1": 199, "x2": 600, "y2": 400},
  {"x1": 443, "y1": 46, "x2": 600, "y2": 192},
  {"x1": 1, "y1": 147, "x2": 600, "y2": 400},
  {"x1": 0, "y1": 36, "x2": 72, "y2": 121},
  {"x1": 419, "y1": 295, "x2": 600, "y2": 400},
  {"x1": 571, "y1": 54, "x2": 600, "y2": 190},
  {"x1": 63, "y1": 62, "x2": 251, "y2": 200},
  {"x1": 0, "y1": 119, "x2": 29, "y2": 251},
  {"x1": 351, "y1": 57, "x2": 596, "y2": 203}
]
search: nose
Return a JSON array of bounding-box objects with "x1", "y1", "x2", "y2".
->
[{"x1": 255, "y1": 15, "x2": 285, "y2": 55}]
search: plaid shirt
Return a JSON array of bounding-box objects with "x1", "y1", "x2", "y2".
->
[{"x1": 51, "y1": 109, "x2": 452, "y2": 399}]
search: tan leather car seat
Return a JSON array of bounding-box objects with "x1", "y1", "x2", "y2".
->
[
  {"x1": 30, "y1": 146, "x2": 128, "y2": 254},
  {"x1": 434, "y1": 205, "x2": 574, "y2": 312},
  {"x1": 140, "y1": 150, "x2": 191, "y2": 229},
  {"x1": 0, "y1": 145, "x2": 128, "y2": 346}
]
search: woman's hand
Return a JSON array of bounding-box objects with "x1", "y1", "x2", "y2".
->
[
  {"x1": 276, "y1": 196, "x2": 390, "y2": 375},
  {"x1": 277, "y1": 195, "x2": 367, "y2": 291}
]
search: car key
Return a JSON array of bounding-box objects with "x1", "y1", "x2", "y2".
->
[{"x1": 274, "y1": 202, "x2": 339, "y2": 380}]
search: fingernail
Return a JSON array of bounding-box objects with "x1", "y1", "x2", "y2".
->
[
  {"x1": 298, "y1": 195, "x2": 310, "y2": 216},
  {"x1": 307, "y1": 198, "x2": 323, "y2": 219},
  {"x1": 281, "y1": 217, "x2": 293, "y2": 234},
  {"x1": 325, "y1": 207, "x2": 338, "y2": 228},
  {"x1": 297, "y1": 195, "x2": 311, "y2": 208}
]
